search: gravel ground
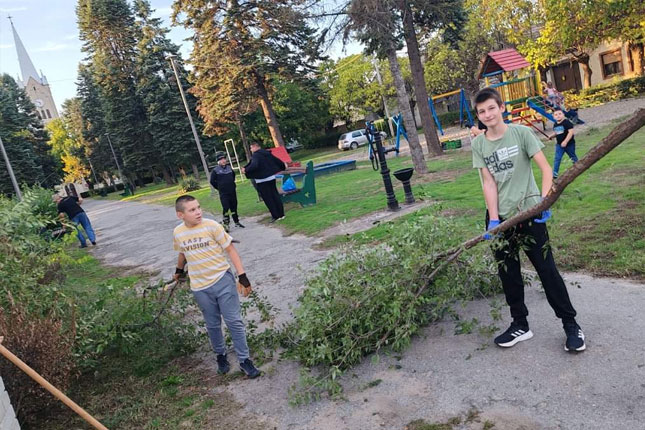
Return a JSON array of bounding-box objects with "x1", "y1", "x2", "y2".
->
[{"x1": 81, "y1": 98, "x2": 645, "y2": 430}]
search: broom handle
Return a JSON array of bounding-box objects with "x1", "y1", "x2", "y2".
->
[{"x1": 0, "y1": 337, "x2": 109, "y2": 430}]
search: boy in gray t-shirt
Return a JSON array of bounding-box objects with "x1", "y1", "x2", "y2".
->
[{"x1": 471, "y1": 87, "x2": 585, "y2": 353}]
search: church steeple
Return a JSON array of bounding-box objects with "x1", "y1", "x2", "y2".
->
[
  {"x1": 8, "y1": 15, "x2": 43, "y2": 86},
  {"x1": 7, "y1": 16, "x2": 59, "y2": 123}
]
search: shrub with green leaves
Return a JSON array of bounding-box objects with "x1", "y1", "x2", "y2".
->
[
  {"x1": 283, "y1": 213, "x2": 500, "y2": 403},
  {"x1": 179, "y1": 177, "x2": 201, "y2": 192},
  {"x1": 565, "y1": 76, "x2": 645, "y2": 108}
]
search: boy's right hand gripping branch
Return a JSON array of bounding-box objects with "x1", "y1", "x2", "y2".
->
[
  {"x1": 237, "y1": 273, "x2": 253, "y2": 297},
  {"x1": 484, "y1": 219, "x2": 500, "y2": 240}
]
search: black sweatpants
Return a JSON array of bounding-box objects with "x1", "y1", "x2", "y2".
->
[
  {"x1": 219, "y1": 191, "x2": 239, "y2": 224},
  {"x1": 256, "y1": 179, "x2": 284, "y2": 220},
  {"x1": 487, "y1": 212, "x2": 577, "y2": 324}
]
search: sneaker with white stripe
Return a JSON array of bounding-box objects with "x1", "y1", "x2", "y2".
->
[
  {"x1": 564, "y1": 322, "x2": 586, "y2": 352},
  {"x1": 494, "y1": 322, "x2": 534, "y2": 348}
]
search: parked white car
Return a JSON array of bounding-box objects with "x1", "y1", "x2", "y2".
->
[{"x1": 338, "y1": 129, "x2": 387, "y2": 150}]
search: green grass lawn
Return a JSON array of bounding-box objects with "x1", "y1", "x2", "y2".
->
[
  {"x1": 100, "y1": 119, "x2": 644, "y2": 277},
  {"x1": 324, "y1": 120, "x2": 645, "y2": 278}
]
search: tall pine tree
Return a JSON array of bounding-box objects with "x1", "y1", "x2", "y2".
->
[
  {"x1": 133, "y1": 0, "x2": 209, "y2": 183},
  {"x1": 77, "y1": 0, "x2": 157, "y2": 183},
  {"x1": 172, "y1": 0, "x2": 322, "y2": 148},
  {"x1": 0, "y1": 74, "x2": 60, "y2": 195}
]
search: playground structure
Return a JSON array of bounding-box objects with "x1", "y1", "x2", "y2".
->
[
  {"x1": 427, "y1": 88, "x2": 474, "y2": 135},
  {"x1": 223, "y1": 138, "x2": 246, "y2": 182},
  {"x1": 478, "y1": 48, "x2": 583, "y2": 136}
]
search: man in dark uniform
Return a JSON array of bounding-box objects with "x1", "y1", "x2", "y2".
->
[
  {"x1": 210, "y1": 153, "x2": 244, "y2": 231},
  {"x1": 242, "y1": 143, "x2": 286, "y2": 222}
]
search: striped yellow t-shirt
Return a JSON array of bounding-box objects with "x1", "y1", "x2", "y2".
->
[{"x1": 173, "y1": 218, "x2": 233, "y2": 291}]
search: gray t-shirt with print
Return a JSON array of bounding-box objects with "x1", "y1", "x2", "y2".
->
[{"x1": 472, "y1": 124, "x2": 544, "y2": 218}]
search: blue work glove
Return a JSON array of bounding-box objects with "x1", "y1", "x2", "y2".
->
[
  {"x1": 484, "y1": 219, "x2": 500, "y2": 240},
  {"x1": 534, "y1": 199, "x2": 552, "y2": 223}
]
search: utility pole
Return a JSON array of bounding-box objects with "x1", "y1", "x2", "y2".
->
[
  {"x1": 0, "y1": 135, "x2": 22, "y2": 200},
  {"x1": 166, "y1": 54, "x2": 210, "y2": 179},
  {"x1": 373, "y1": 56, "x2": 395, "y2": 137},
  {"x1": 104, "y1": 133, "x2": 125, "y2": 185}
]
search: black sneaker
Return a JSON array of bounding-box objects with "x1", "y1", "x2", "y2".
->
[
  {"x1": 235, "y1": 222, "x2": 245, "y2": 228},
  {"x1": 216, "y1": 354, "x2": 230, "y2": 374},
  {"x1": 494, "y1": 322, "x2": 533, "y2": 348},
  {"x1": 91, "y1": 241, "x2": 97, "y2": 246},
  {"x1": 239, "y1": 358, "x2": 261, "y2": 379},
  {"x1": 564, "y1": 322, "x2": 586, "y2": 352}
]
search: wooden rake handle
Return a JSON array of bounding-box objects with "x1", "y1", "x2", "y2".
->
[{"x1": 0, "y1": 336, "x2": 109, "y2": 430}]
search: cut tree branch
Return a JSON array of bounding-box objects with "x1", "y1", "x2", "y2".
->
[{"x1": 377, "y1": 108, "x2": 645, "y2": 350}]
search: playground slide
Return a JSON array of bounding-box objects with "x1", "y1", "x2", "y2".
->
[{"x1": 527, "y1": 97, "x2": 585, "y2": 125}]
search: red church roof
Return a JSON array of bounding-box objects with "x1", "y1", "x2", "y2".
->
[{"x1": 478, "y1": 48, "x2": 531, "y2": 79}]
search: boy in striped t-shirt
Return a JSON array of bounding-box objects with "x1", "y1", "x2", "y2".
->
[{"x1": 173, "y1": 195, "x2": 260, "y2": 378}]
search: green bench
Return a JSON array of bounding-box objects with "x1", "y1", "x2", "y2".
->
[{"x1": 280, "y1": 161, "x2": 316, "y2": 207}]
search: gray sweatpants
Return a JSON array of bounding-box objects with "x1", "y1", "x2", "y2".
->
[{"x1": 192, "y1": 271, "x2": 250, "y2": 362}]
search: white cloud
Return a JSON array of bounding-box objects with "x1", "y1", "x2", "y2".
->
[
  {"x1": 0, "y1": 6, "x2": 27, "y2": 12},
  {"x1": 0, "y1": 43, "x2": 13, "y2": 49},
  {"x1": 63, "y1": 34, "x2": 78, "y2": 41},
  {"x1": 33, "y1": 42, "x2": 75, "y2": 53}
]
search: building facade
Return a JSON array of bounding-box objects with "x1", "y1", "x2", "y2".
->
[
  {"x1": 543, "y1": 40, "x2": 642, "y2": 92},
  {"x1": 9, "y1": 18, "x2": 59, "y2": 124}
]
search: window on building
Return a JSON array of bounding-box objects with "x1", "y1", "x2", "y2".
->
[
  {"x1": 601, "y1": 50, "x2": 624, "y2": 78},
  {"x1": 41, "y1": 110, "x2": 46, "y2": 119},
  {"x1": 46, "y1": 109, "x2": 52, "y2": 119},
  {"x1": 36, "y1": 111, "x2": 42, "y2": 120}
]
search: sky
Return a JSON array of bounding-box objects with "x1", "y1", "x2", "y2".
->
[{"x1": 0, "y1": 0, "x2": 362, "y2": 112}]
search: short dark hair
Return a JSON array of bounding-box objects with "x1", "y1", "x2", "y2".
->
[
  {"x1": 553, "y1": 107, "x2": 564, "y2": 113},
  {"x1": 175, "y1": 194, "x2": 196, "y2": 212},
  {"x1": 475, "y1": 87, "x2": 504, "y2": 107},
  {"x1": 250, "y1": 142, "x2": 261, "y2": 148}
]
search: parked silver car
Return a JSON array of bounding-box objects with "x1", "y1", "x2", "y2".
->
[{"x1": 338, "y1": 129, "x2": 387, "y2": 150}]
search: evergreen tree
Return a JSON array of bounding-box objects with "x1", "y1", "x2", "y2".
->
[
  {"x1": 76, "y1": 64, "x2": 116, "y2": 183},
  {"x1": 0, "y1": 74, "x2": 59, "y2": 195},
  {"x1": 172, "y1": 0, "x2": 322, "y2": 148},
  {"x1": 77, "y1": 0, "x2": 156, "y2": 182},
  {"x1": 133, "y1": 0, "x2": 209, "y2": 182}
]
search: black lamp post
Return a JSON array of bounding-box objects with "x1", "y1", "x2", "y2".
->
[{"x1": 366, "y1": 122, "x2": 399, "y2": 211}]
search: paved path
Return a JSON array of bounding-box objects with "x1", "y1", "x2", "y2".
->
[{"x1": 84, "y1": 197, "x2": 645, "y2": 430}]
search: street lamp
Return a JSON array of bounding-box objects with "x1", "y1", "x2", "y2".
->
[
  {"x1": 166, "y1": 54, "x2": 210, "y2": 180},
  {"x1": 104, "y1": 132, "x2": 125, "y2": 185},
  {"x1": 0, "y1": 135, "x2": 22, "y2": 200}
]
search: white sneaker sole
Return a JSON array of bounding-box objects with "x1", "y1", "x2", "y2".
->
[{"x1": 496, "y1": 330, "x2": 534, "y2": 348}]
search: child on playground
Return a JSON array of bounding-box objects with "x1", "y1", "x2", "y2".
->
[
  {"x1": 210, "y1": 152, "x2": 244, "y2": 231},
  {"x1": 543, "y1": 81, "x2": 565, "y2": 109},
  {"x1": 471, "y1": 87, "x2": 585, "y2": 353},
  {"x1": 172, "y1": 195, "x2": 261, "y2": 378},
  {"x1": 549, "y1": 108, "x2": 579, "y2": 179}
]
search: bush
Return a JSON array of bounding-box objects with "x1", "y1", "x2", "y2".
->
[
  {"x1": 0, "y1": 186, "x2": 201, "y2": 426},
  {"x1": 309, "y1": 132, "x2": 343, "y2": 149},
  {"x1": 564, "y1": 76, "x2": 645, "y2": 109},
  {"x1": 179, "y1": 177, "x2": 201, "y2": 192},
  {"x1": 283, "y1": 212, "x2": 501, "y2": 403},
  {"x1": 436, "y1": 110, "x2": 475, "y2": 128},
  {"x1": 0, "y1": 301, "x2": 77, "y2": 426}
]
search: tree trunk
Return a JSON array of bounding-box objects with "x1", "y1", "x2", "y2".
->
[
  {"x1": 255, "y1": 73, "x2": 285, "y2": 148},
  {"x1": 408, "y1": 99, "x2": 418, "y2": 129},
  {"x1": 579, "y1": 57, "x2": 592, "y2": 88},
  {"x1": 629, "y1": 42, "x2": 643, "y2": 76},
  {"x1": 236, "y1": 114, "x2": 252, "y2": 161},
  {"x1": 191, "y1": 163, "x2": 200, "y2": 180},
  {"x1": 386, "y1": 44, "x2": 428, "y2": 174},
  {"x1": 162, "y1": 165, "x2": 173, "y2": 185},
  {"x1": 399, "y1": 0, "x2": 442, "y2": 157}
]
